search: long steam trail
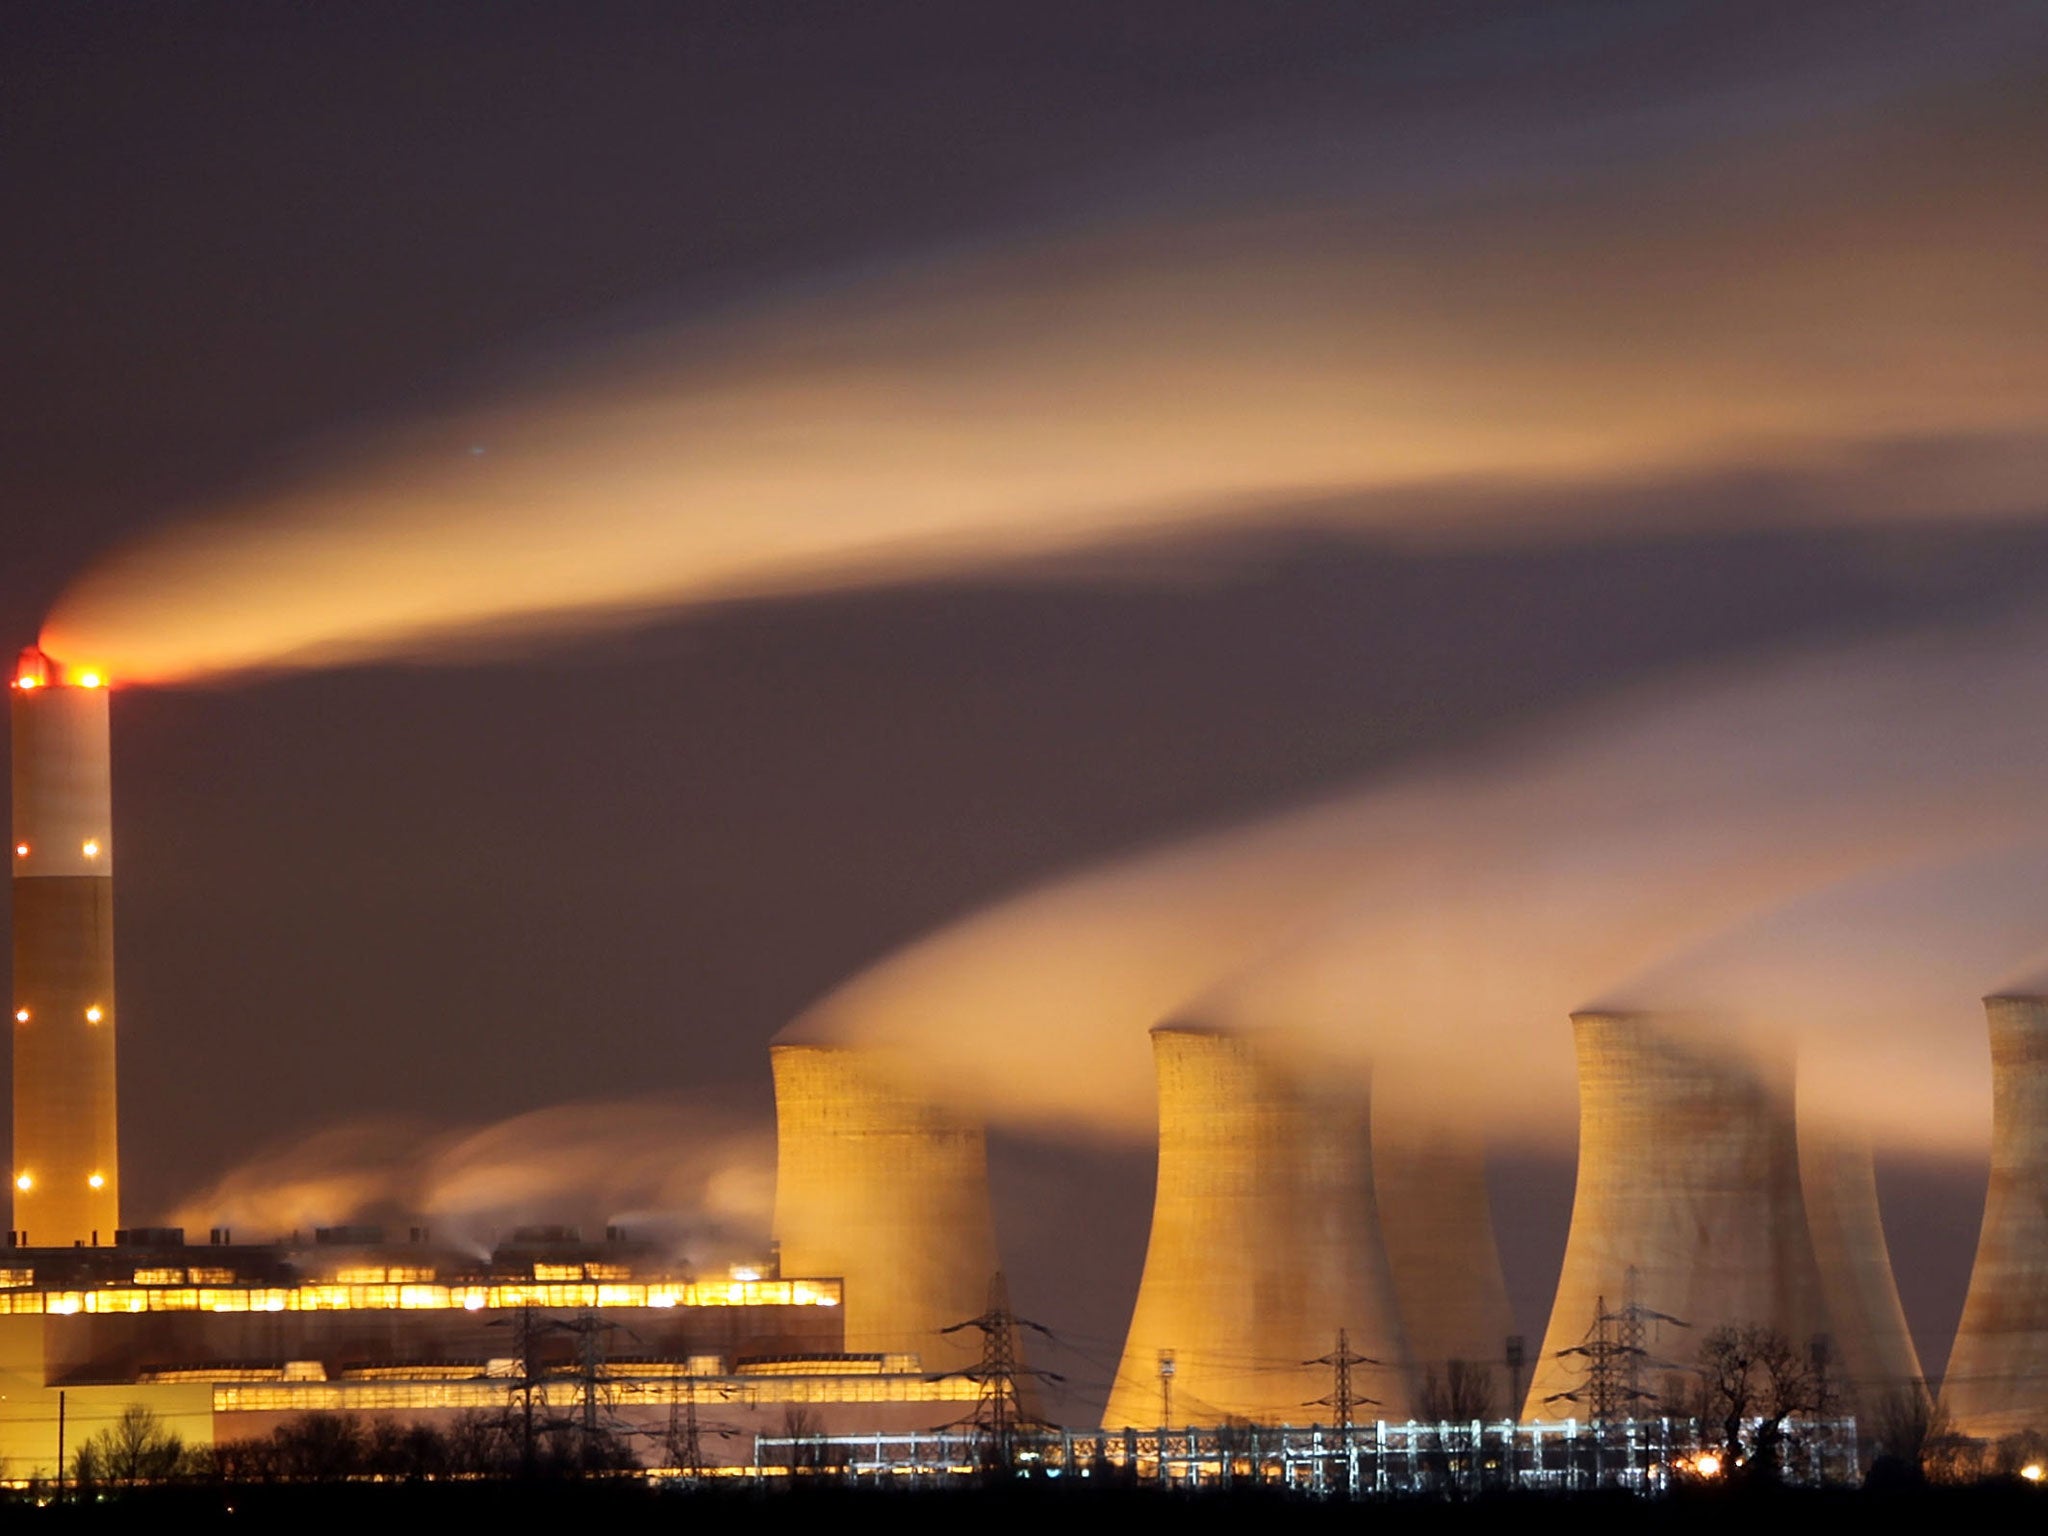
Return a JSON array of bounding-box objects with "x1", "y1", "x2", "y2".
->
[{"x1": 42, "y1": 35, "x2": 2045, "y2": 683}]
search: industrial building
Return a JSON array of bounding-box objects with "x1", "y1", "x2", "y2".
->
[
  {"x1": 768, "y1": 1042, "x2": 1001, "y2": 1379},
  {"x1": 1799, "y1": 1120, "x2": 1924, "y2": 1411},
  {"x1": 1944, "y1": 994, "x2": 2048, "y2": 1439},
  {"x1": 1105, "y1": 1023, "x2": 1414, "y2": 1429},
  {"x1": 11, "y1": 643, "x2": 2044, "y2": 1485},
  {"x1": 1524, "y1": 1010, "x2": 1830, "y2": 1417},
  {"x1": 0, "y1": 1224, "x2": 982, "y2": 1478},
  {"x1": 1522, "y1": 1009, "x2": 1933, "y2": 1422},
  {"x1": 0, "y1": 658, "x2": 981, "y2": 1481},
  {"x1": 1372, "y1": 1082, "x2": 1517, "y2": 1415}
]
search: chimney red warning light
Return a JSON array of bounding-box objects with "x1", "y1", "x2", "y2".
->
[{"x1": 12, "y1": 648, "x2": 105, "y2": 690}]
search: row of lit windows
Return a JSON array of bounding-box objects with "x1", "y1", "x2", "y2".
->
[
  {"x1": 213, "y1": 1373, "x2": 976, "y2": 1415},
  {"x1": 12, "y1": 839, "x2": 105, "y2": 860},
  {"x1": 13, "y1": 1005, "x2": 108, "y2": 1025},
  {"x1": 531, "y1": 1262, "x2": 632, "y2": 1282},
  {"x1": 0, "y1": 1277, "x2": 841, "y2": 1315},
  {"x1": 131, "y1": 1268, "x2": 237, "y2": 1287}
]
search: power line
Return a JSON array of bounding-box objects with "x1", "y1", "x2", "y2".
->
[
  {"x1": 939, "y1": 1270, "x2": 1063, "y2": 1468},
  {"x1": 1546, "y1": 1271, "x2": 1690, "y2": 1425},
  {"x1": 1305, "y1": 1328, "x2": 1381, "y2": 1430}
]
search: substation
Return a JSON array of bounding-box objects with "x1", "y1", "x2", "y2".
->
[{"x1": 6, "y1": 648, "x2": 2045, "y2": 1488}]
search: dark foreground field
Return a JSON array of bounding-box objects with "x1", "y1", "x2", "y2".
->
[{"x1": 9, "y1": 1480, "x2": 2046, "y2": 1532}]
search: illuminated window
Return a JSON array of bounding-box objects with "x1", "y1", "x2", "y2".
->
[
  {"x1": 84, "y1": 1005, "x2": 103, "y2": 1024},
  {"x1": 87, "y1": 1173, "x2": 105, "y2": 1190},
  {"x1": 14, "y1": 1174, "x2": 30, "y2": 1192},
  {"x1": 81, "y1": 840, "x2": 100, "y2": 859},
  {"x1": 14, "y1": 1010, "x2": 27, "y2": 1024}
]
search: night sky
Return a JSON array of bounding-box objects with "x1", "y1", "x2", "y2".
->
[{"x1": 3, "y1": 3, "x2": 2044, "y2": 1418}]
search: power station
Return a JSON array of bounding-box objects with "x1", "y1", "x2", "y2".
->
[{"x1": 4, "y1": 647, "x2": 2045, "y2": 1485}]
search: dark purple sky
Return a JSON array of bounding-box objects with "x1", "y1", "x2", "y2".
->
[{"x1": 3, "y1": 3, "x2": 2043, "y2": 1417}]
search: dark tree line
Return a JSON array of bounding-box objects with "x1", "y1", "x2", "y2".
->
[{"x1": 68, "y1": 1404, "x2": 642, "y2": 1491}]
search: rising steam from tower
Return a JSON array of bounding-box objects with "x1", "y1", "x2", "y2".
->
[{"x1": 10, "y1": 648, "x2": 118, "y2": 1246}]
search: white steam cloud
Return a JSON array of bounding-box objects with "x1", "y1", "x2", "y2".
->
[
  {"x1": 793, "y1": 613, "x2": 2048, "y2": 1159},
  {"x1": 41, "y1": 41, "x2": 2046, "y2": 683},
  {"x1": 168, "y1": 1097, "x2": 774, "y2": 1264}
]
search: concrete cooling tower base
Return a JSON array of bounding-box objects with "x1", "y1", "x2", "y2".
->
[
  {"x1": 1944, "y1": 996, "x2": 2048, "y2": 1440},
  {"x1": 1799, "y1": 1121, "x2": 1924, "y2": 1412},
  {"x1": 770, "y1": 1043, "x2": 999, "y2": 1378},
  {"x1": 1525, "y1": 1011, "x2": 1830, "y2": 1420},
  {"x1": 1374, "y1": 1090, "x2": 1516, "y2": 1420},
  {"x1": 1105, "y1": 1024, "x2": 1413, "y2": 1429}
]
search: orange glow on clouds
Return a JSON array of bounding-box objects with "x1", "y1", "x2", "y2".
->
[{"x1": 40, "y1": 84, "x2": 2047, "y2": 685}]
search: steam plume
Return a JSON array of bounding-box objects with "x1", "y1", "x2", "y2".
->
[
  {"x1": 791, "y1": 615, "x2": 2048, "y2": 1157},
  {"x1": 168, "y1": 1097, "x2": 773, "y2": 1262},
  {"x1": 42, "y1": 25, "x2": 2045, "y2": 683}
]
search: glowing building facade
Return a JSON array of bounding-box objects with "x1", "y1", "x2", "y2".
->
[
  {"x1": 0, "y1": 1228, "x2": 979, "y2": 1477},
  {"x1": 10, "y1": 648, "x2": 118, "y2": 1247}
]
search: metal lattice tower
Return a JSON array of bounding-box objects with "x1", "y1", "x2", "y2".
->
[
  {"x1": 1306, "y1": 1328, "x2": 1381, "y2": 1429},
  {"x1": 941, "y1": 1270, "x2": 1061, "y2": 1467},
  {"x1": 1547, "y1": 1275, "x2": 1689, "y2": 1424}
]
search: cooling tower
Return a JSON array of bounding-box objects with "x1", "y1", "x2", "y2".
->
[
  {"x1": 1524, "y1": 1010, "x2": 1830, "y2": 1419},
  {"x1": 1103, "y1": 1024, "x2": 1414, "y2": 1429},
  {"x1": 10, "y1": 647, "x2": 119, "y2": 1247},
  {"x1": 1373, "y1": 1087, "x2": 1516, "y2": 1417},
  {"x1": 1799, "y1": 1120, "x2": 1924, "y2": 1412},
  {"x1": 769, "y1": 1042, "x2": 998, "y2": 1377},
  {"x1": 1943, "y1": 995, "x2": 2048, "y2": 1439}
]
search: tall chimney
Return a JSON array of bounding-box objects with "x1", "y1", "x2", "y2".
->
[
  {"x1": 1104, "y1": 1024, "x2": 1413, "y2": 1428},
  {"x1": 1942, "y1": 995, "x2": 2048, "y2": 1438},
  {"x1": 1523, "y1": 1010, "x2": 1829, "y2": 1418},
  {"x1": 769, "y1": 1042, "x2": 998, "y2": 1376},
  {"x1": 10, "y1": 647, "x2": 118, "y2": 1247}
]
